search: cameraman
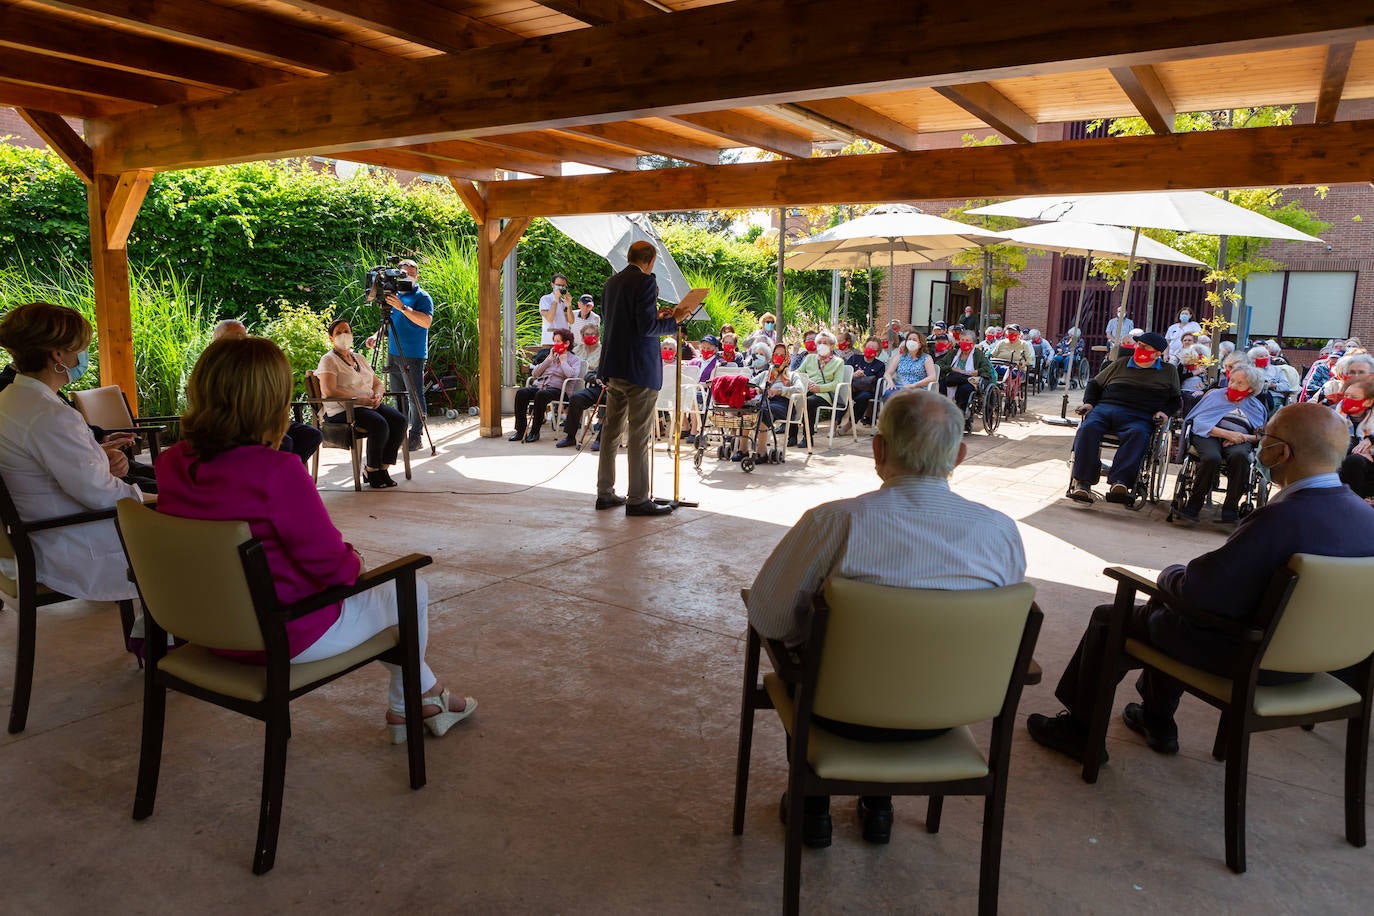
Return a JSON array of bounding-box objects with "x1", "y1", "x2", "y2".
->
[
  {"x1": 367, "y1": 258, "x2": 433, "y2": 452},
  {"x1": 540, "y1": 273, "x2": 574, "y2": 346}
]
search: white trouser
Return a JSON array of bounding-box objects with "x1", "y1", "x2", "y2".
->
[{"x1": 292, "y1": 576, "x2": 436, "y2": 711}]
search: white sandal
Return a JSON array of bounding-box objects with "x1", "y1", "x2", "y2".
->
[{"x1": 386, "y1": 689, "x2": 478, "y2": 744}]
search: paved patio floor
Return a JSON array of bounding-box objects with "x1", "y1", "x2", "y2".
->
[{"x1": 1, "y1": 389, "x2": 1368, "y2": 914}]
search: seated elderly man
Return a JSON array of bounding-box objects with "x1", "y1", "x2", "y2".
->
[
  {"x1": 1047, "y1": 328, "x2": 1085, "y2": 391},
  {"x1": 1176, "y1": 363, "x2": 1268, "y2": 524},
  {"x1": 1031, "y1": 403, "x2": 1374, "y2": 764},
  {"x1": 1068, "y1": 332, "x2": 1180, "y2": 505},
  {"x1": 747, "y1": 389, "x2": 1026, "y2": 848}
]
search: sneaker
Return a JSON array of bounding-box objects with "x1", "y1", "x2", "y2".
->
[
  {"x1": 779, "y1": 793, "x2": 832, "y2": 849},
  {"x1": 1104, "y1": 483, "x2": 1133, "y2": 504},
  {"x1": 1122, "y1": 703, "x2": 1179, "y2": 754},
  {"x1": 555, "y1": 435, "x2": 576, "y2": 448},
  {"x1": 1026, "y1": 711, "x2": 1108, "y2": 766},
  {"x1": 1067, "y1": 480, "x2": 1093, "y2": 503}
]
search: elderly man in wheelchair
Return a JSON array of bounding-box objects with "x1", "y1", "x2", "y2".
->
[
  {"x1": 1171, "y1": 363, "x2": 1269, "y2": 524},
  {"x1": 1069, "y1": 332, "x2": 1181, "y2": 505}
]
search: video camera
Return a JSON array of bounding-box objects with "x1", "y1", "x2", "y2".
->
[{"x1": 366, "y1": 256, "x2": 416, "y2": 301}]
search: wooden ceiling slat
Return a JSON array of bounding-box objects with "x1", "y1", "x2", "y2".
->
[
  {"x1": 667, "y1": 110, "x2": 813, "y2": 157},
  {"x1": 1109, "y1": 65, "x2": 1177, "y2": 135},
  {"x1": 567, "y1": 123, "x2": 720, "y2": 165},
  {"x1": 1316, "y1": 43, "x2": 1357, "y2": 124},
  {"x1": 333, "y1": 149, "x2": 500, "y2": 182},
  {"x1": 1152, "y1": 46, "x2": 1330, "y2": 112},
  {"x1": 27, "y1": 0, "x2": 393, "y2": 73},
  {"x1": 485, "y1": 119, "x2": 1374, "y2": 217},
  {"x1": 933, "y1": 83, "x2": 1037, "y2": 143},
  {"x1": 270, "y1": 1, "x2": 520, "y2": 53},
  {"x1": 404, "y1": 139, "x2": 568, "y2": 177},
  {"x1": 0, "y1": 79, "x2": 142, "y2": 118},
  {"x1": 532, "y1": 0, "x2": 665, "y2": 26},
  {"x1": 481, "y1": 131, "x2": 640, "y2": 170},
  {"x1": 0, "y1": 5, "x2": 290, "y2": 91},
  {"x1": 789, "y1": 98, "x2": 921, "y2": 151},
  {"x1": 0, "y1": 47, "x2": 213, "y2": 106}
]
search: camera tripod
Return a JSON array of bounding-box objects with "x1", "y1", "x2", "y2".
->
[{"x1": 369, "y1": 302, "x2": 436, "y2": 456}]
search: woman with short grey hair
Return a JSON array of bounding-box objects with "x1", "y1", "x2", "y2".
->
[{"x1": 1177, "y1": 362, "x2": 1267, "y2": 523}]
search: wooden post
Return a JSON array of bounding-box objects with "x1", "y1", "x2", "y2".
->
[
  {"x1": 474, "y1": 207, "x2": 531, "y2": 437},
  {"x1": 87, "y1": 171, "x2": 150, "y2": 410}
]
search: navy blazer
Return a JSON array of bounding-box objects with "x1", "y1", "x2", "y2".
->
[{"x1": 598, "y1": 265, "x2": 679, "y2": 390}]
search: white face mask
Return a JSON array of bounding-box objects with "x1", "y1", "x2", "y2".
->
[
  {"x1": 905, "y1": 339, "x2": 920, "y2": 352},
  {"x1": 816, "y1": 344, "x2": 831, "y2": 357},
  {"x1": 334, "y1": 333, "x2": 353, "y2": 350}
]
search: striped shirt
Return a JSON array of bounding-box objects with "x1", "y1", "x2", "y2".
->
[{"x1": 747, "y1": 475, "x2": 1027, "y2": 645}]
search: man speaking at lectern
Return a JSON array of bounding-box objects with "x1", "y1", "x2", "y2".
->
[{"x1": 595, "y1": 240, "x2": 695, "y2": 517}]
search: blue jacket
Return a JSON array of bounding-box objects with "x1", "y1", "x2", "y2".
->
[{"x1": 598, "y1": 266, "x2": 678, "y2": 390}]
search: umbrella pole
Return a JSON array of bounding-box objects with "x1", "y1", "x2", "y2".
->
[
  {"x1": 866, "y1": 253, "x2": 874, "y2": 335},
  {"x1": 1144, "y1": 262, "x2": 1159, "y2": 333},
  {"x1": 1045, "y1": 249, "x2": 1094, "y2": 428},
  {"x1": 1111, "y1": 228, "x2": 1142, "y2": 359},
  {"x1": 887, "y1": 244, "x2": 896, "y2": 326}
]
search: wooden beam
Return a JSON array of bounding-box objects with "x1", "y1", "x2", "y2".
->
[
  {"x1": 1315, "y1": 43, "x2": 1356, "y2": 125},
  {"x1": 0, "y1": 46, "x2": 209, "y2": 106},
  {"x1": 87, "y1": 173, "x2": 138, "y2": 408},
  {"x1": 90, "y1": 0, "x2": 1374, "y2": 173},
  {"x1": 403, "y1": 140, "x2": 566, "y2": 178},
  {"x1": 484, "y1": 119, "x2": 1374, "y2": 217},
  {"x1": 334, "y1": 150, "x2": 498, "y2": 183},
  {"x1": 789, "y1": 98, "x2": 921, "y2": 151},
  {"x1": 493, "y1": 217, "x2": 532, "y2": 265},
  {"x1": 567, "y1": 123, "x2": 720, "y2": 165},
  {"x1": 0, "y1": 4, "x2": 289, "y2": 92},
  {"x1": 933, "y1": 82, "x2": 1037, "y2": 143},
  {"x1": 667, "y1": 111, "x2": 813, "y2": 158},
  {"x1": 449, "y1": 179, "x2": 488, "y2": 224},
  {"x1": 28, "y1": 0, "x2": 392, "y2": 73},
  {"x1": 476, "y1": 218, "x2": 503, "y2": 437},
  {"x1": 271, "y1": 1, "x2": 519, "y2": 54},
  {"x1": 16, "y1": 109, "x2": 93, "y2": 183},
  {"x1": 756, "y1": 104, "x2": 856, "y2": 142},
  {"x1": 1109, "y1": 65, "x2": 1176, "y2": 135},
  {"x1": 104, "y1": 170, "x2": 153, "y2": 249},
  {"x1": 0, "y1": 81, "x2": 141, "y2": 119},
  {"x1": 481, "y1": 131, "x2": 640, "y2": 171},
  {"x1": 532, "y1": 0, "x2": 665, "y2": 26}
]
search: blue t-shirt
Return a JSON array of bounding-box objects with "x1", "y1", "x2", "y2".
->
[{"x1": 390, "y1": 287, "x2": 433, "y2": 359}]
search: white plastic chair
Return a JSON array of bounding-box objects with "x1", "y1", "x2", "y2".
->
[
  {"x1": 523, "y1": 375, "x2": 585, "y2": 432},
  {"x1": 813, "y1": 364, "x2": 858, "y2": 448},
  {"x1": 655, "y1": 363, "x2": 702, "y2": 443},
  {"x1": 871, "y1": 376, "x2": 890, "y2": 431}
]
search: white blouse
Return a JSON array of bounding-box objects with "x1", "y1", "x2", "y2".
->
[
  {"x1": 315, "y1": 348, "x2": 381, "y2": 418},
  {"x1": 0, "y1": 374, "x2": 143, "y2": 600}
]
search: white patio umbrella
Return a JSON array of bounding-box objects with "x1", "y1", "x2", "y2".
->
[
  {"x1": 785, "y1": 204, "x2": 1006, "y2": 330},
  {"x1": 970, "y1": 191, "x2": 1323, "y2": 339},
  {"x1": 549, "y1": 213, "x2": 694, "y2": 305}
]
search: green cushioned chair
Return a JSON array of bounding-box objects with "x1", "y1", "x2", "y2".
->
[
  {"x1": 733, "y1": 578, "x2": 1041, "y2": 916},
  {"x1": 1084, "y1": 557, "x2": 1374, "y2": 874},
  {"x1": 115, "y1": 498, "x2": 432, "y2": 874}
]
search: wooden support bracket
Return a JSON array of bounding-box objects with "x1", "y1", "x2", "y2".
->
[
  {"x1": 450, "y1": 178, "x2": 488, "y2": 224},
  {"x1": 17, "y1": 108, "x2": 93, "y2": 183},
  {"x1": 104, "y1": 170, "x2": 154, "y2": 249},
  {"x1": 492, "y1": 217, "x2": 532, "y2": 265}
]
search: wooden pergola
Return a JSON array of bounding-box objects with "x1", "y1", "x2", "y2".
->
[{"x1": 5, "y1": 0, "x2": 1374, "y2": 436}]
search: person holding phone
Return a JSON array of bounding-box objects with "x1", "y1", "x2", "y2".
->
[{"x1": 539, "y1": 273, "x2": 574, "y2": 345}]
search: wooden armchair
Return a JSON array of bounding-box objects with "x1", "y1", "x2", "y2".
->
[
  {"x1": 302, "y1": 371, "x2": 411, "y2": 491},
  {"x1": 71, "y1": 385, "x2": 175, "y2": 458}
]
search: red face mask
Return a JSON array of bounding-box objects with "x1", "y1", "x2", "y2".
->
[
  {"x1": 837, "y1": 341, "x2": 850, "y2": 351},
  {"x1": 880, "y1": 340, "x2": 890, "y2": 349},
  {"x1": 934, "y1": 342, "x2": 952, "y2": 355},
  {"x1": 722, "y1": 346, "x2": 735, "y2": 359},
  {"x1": 804, "y1": 339, "x2": 817, "y2": 353},
  {"x1": 1254, "y1": 357, "x2": 1270, "y2": 368},
  {"x1": 1132, "y1": 348, "x2": 1157, "y2": 367},
  {"x1": 1340, "y1": 397, "x2": 1369, "y2": 415},
  {"x1": 958, "y1": 341, "x2": 975, "y2": 353},
  {"x1": 772, "y1": 353, "x2": 786, "y2": 366},
  {"x1": 700, "y1": 347, "x2": 715, "y2": 359},
  {"x1": 552, "y1": 341, "x2": 568, "y2": 354},
  {"x1": 863, "y1": 346, "x2": 878, "y2": 359},
  {"x1": 1006, "y1": 332, "x2": 1020, "y2": 342},
  {"x1": 662, "y1": 348, "x2": 675, "y2": 361},
  {"x1": 582, "y1": 335, "x2": 598, "y2": 347},
  {"x1": 985, "y1": 333, "x2": 995, "y2": 342},
  {"x1": 1225, "y1": 386, "x2": 1248, "y2": 403}
]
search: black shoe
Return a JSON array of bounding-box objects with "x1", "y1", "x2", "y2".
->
[
  {"x1": 1122, "y1": 703, "x2": 1179, "y2": 754},
  {"x1": 365, "y1": 469, "x2": 397, "y2": 489},
  {"x1": 779, "y1": 793, "x2": 832, "y2": 849},
  {"x1": 1220, "y1": 506, "x2": 1239, "y2": 523},
  {"x1": 1026, "y1": 711, "x2": 1108, "y2": 766},
  {"x1": 555, "y1": 435, "x2": 576, "y2": 448},
  {"x1": 408, "y1": 434, "x2": 422, "y2": 452},
  {"x1": 1176, "y1": 505, "x2": 1201, "y2": 523},
  {"x1": 508, "y1": 429, "x2": 525, "y2": 442},
  {"x1": 626, "y1": 500, "x2": 674, "y2": 517},
  {"x1": 380, "y1": 468, "x2": 397, "y2": 487},
  {"x1": 856, "y1": 797, "x2": 893, "y2": 844},
  {"x1": 524, "y1": 428, "x2": 541, "y2": 443},
  {"x1": 786, "y1": 437, "x2": 798, "y2": 447},
  {"x1": 1104, "y1": 483, "x2": 1133, "y2": 504},
  {"x1": 594, "y1": 494, "x2": 627, "y2": 511}
]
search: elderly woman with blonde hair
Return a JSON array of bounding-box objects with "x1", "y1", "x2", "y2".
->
[{"x1": 156, "y1": 337, "x2": 475, "y2": 742}]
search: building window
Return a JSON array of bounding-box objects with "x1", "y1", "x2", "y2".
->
[{"x1": 1244, "y1": 270, "x2": 1357, "y2": 340}]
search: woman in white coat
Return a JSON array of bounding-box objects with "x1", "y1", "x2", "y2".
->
[{"x1": 0, "y1": 302, "x2": 145, "y2": 602}]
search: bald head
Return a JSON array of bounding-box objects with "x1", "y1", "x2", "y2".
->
[
  {"x1": 1267, "y1": 402, "x2": 1349, "y2": 480},
  {"x1": 213, "y1": 319, "x2": 247, "y2": 341}
]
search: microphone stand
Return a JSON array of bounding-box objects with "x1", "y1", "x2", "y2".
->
[{"x1": 654, "y1": 320, "x2": 698, "y2": 509}]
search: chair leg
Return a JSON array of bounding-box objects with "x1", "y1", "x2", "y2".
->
[
  {"x1": 351, "y1": 438, "x2": 364, "y2": 492},
  {"x1": 978, "y1": 783, "x2": 1007, "y2": 916},
  {"x1": 1346, "y1": 712, "x2": 1370, "y2": 847},
  {"x1": 926, "y1": 795, "x2": 944, "y2": 834},
  {"x1": 253, "y1": 713, "x2": 291, "y2": 875},
  {"x1": 6, "y1": 601, "x2": 36, "y2": 734},
  {"x1": 310, "y1": 445, "x2": 320, "y2": 484},
  {"x1": 1223, "y1": 726, "x2": 1251, "y2": 874},
  {"x1": 732, "y1": 633, "x2": 762, "y2": 836},
  {"x1": 783, "y1": 782, "x2": 805, "y2": 916},
  {"x1": 132, "y1": 680, "x2": 167, "y2": 820},
  {"x1": 1212, "y1": 713, "x2": 1229, "y2": 762}
]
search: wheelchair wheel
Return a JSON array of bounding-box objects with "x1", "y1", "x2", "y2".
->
[
  {"x1": 1167, "y1": 453, "x2": 1196, "y2": 522},
  {"x1": 1016, "y1": 375, "x2": 1029, "y2": 414},
  {"x1": 741, "y1": 455, "x2": 756, "y2": 473},
  {"x1": 1242, "y1": 461, "x2": 1271, "y2": 517},
  {"x1": 1072, "y1": 358, "x2": 1089, "y2": 390},
  {"x1": 982, "y1": 388, "x2": 1003, "y2": 434},
  {"x1": 693, "y1": 449, "x2": 703, "y2": 470},
  {"x1": 1146, "y1": 428, "x2": 1170, "y2": 503}
]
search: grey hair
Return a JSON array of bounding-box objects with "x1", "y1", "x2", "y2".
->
[
  {"x1": 1229, "y1": 363, "x2": 1266, "y2": 395},
  {"x1": 877, "y1": 389, "x2": 963, "y2": 478},
  {"x1": 1265, "y1": 339, "x2": 1281, "y2": 354},
  {"x1": 1345, "y1": 353, "x2": 1374, "y2": 374},
  {"x1": 815, "y1": 330, "x2": 836, "y2": 346},
  {"x1": 212, "y1": 318, "x2": 248, "y2": 341},
  {"x1": 1218, "y1": 341, "x2": 1236, "y2": 358},
  {"x1": 1246, "y1": 346, "x2": 1270, "y2": 362}
]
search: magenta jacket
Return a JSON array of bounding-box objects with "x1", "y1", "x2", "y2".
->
[{"x1": 155, "y1": 441, "x2": 360, "y2": 660}]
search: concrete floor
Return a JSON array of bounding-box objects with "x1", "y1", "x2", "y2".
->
[{"x1": 1, "y1": 390, "x2": 1369, "y2": 914}]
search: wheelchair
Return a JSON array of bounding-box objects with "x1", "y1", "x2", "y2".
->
[
  {"x1": 965, "y1": 377, "x2": 1004, "y2": 435},
  {"x1": 991, "y1": 359, "x2": 1029, "y2": 417},
  {"x1": 1066, "y1": 415, "x2": 1171, "y2": 510},
  {"x1": 1165, "y1": 419, "x2": 1270, "y2": 523}
]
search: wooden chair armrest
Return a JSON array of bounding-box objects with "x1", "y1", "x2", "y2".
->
[
  {"x1": 1103, "y1": 566, "x2": 1164, "y2": 601},
  {"x1": 26, "y1": 505, "x2": 119, "y2": 532},
  {"x1": 135, "y1": 416, "x2": 179, "y2": 426},
  {"x1": 1177, "y1": 606, "x2": 1267, "y2": 643},
  {"x1": 279, "y1": 553, "x2": 434, "y2": 621}
]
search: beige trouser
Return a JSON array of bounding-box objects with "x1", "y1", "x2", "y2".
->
[{"x1": 597, "y1": 378, "x2": 658, "y2": 504}]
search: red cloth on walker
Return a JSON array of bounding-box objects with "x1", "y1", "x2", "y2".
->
[{"x1": 711, "y1": 374, "x2": 753, "y2": 408}]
